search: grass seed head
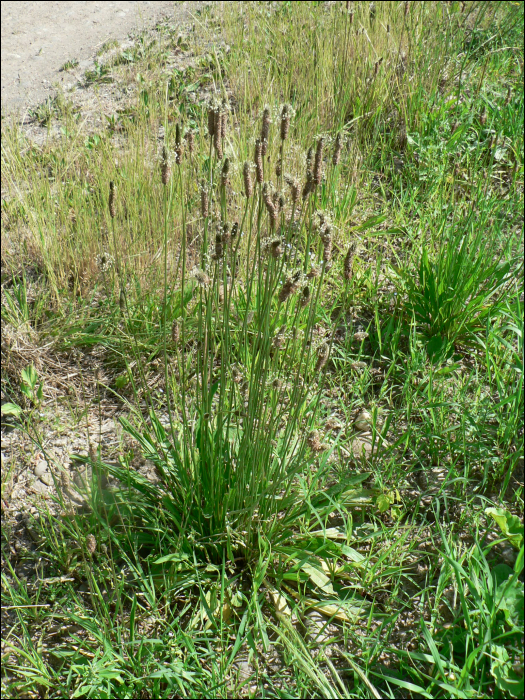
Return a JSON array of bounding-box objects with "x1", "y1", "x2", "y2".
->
[
  {"x1": 161, "y1": 145, "x2": 171, "y2": 185},
  {"x1": 279, "y1": 273, "x2": 301, "y2": 303},
  {"x1": 332, "y1": 132, "x2": 343, "y2": 165},
  {"x1": 255, "y1": 138, "x2": 264, "y2": 183},
  {"x1": 214, "y1": 107, "x2": 223, "y2": 158},
  {"x1": 285, "y1": 176, "x2": 300, "y2": 205},
  {"x1": 186, "y1": 129, "x2": 195, "y2": 155},
  {"x1": 221, "y1": 98, "x2": 228, "y2": 139},
  {"x1": 280, "y1": 104, "x2": 291, "y2": 141},
  {"x1": 243, "y1": 161, "x2": 253, "y2": 198},
  {"x1": 314, "y1": 137, "x2": 325, "y2": 185},
  {"x1": 96, "y1": 252, "x2": 114, "y2": 272},
  {"x1": 270, "y1": 238, "x2": 283, "y2": 258},
  {"x1": 108, "y1": 181, "x2": 116, "y2": 218},
  {"x1": 175, "y1": 124, "x2": 184, "y2": 163},
  {"x1": 221, "y1": 157, "x2": 230, "y2": 186},
  {"x1": 214, "y1": 233, "x2": 224, "y2": 260},
  {"x1": 171, "y1": 320, "x2": 180, "y2": 345},
  {"x1": 207, "y1": 105, "x2": 216, "y2": 137},
  {"x1": 302, "y1": 170, "x2": 314, "y2": 199},
  {"x1": 273, "y1": 325, "x2": 287, "y2": 349},
  {"x1": 307, "y1": 430, "x2": 323, "y2": 452},
  {"x1": 315, "y1": 342, "x2": 329, "y2": 372},
  {"x1": 344, "y1": 243, "x2": 356, "y2": 281},
  {"x1": 86, "y1": 535, "x2": 97, "y2": 555},
  {"x1": 300, "y1": 285, "x2": 311, "y2": 308},
  {"x1": 191, "y1": 267, "x2": 211, "y2": 288}
]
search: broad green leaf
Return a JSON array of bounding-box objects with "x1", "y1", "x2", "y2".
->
[
  {"x1": 1, "y1": 402, "x2": 23, "y2": 417},
  {"x1": 301, "y1": 562, "x2": 334, "y2": 595},
  {"x1": 486, "y1": 507, "x2": 523, "y2": 549}
]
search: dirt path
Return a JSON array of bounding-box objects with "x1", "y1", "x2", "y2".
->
[{"x1": 1, "y1": 1, "x2": 195, "y2": 115}]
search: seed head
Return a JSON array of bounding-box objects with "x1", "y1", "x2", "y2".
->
[
  {"x1": 161, "y1": 145, "x2": 171, "y2": 185},
  {"x1": 119, "y1": 289, "x2": 126, "y2": 312},
  {"x1": 214, "y1": 233, "x2": 224, "y2": 260},
  {"x1": 300, "y1": 285, "x2": 311, "y2": 308},
  {"x1": 254, "y1": 138, "x2": 264, "y2": 184},
  {"x1": 273, "y1": 325, "x2": 287, "y2": 349},
  {"x1": 302, "y1": 171, "x2": 314, "y2": 199},
  {"x1": 315, "y1": 342, "x2": 329, "y2": 372},
  {"x1": 214, "y1": 107, "x2": 223, "y2": 158},
  {"x1": 343, "y1": 244, "x2": 356, "y2": 281},
  {"x1": 231, "y1": 222, "x2": 239, "y2": 239},
  {"x1": 232, "y1": 366, "x2": 243, "y2": 384},
  {"x1": 61, "y1": 470, "x2": 70, "y2": 491},
  {"x1": 280, "y1": 104, "x2": 291, "y2": 141},
  {"x1": 96, "y1": 251, "x2": 114, "y2": 272},
  {"x1": 191, "y1": 267, "x2": 211, "y2": 288},
  {"x1": 186, "y1": 129, "x2": 195, "y2": 155},
  {"x1": 108, "y1": 181, "x2": 117, "y2": 218},
  {"x1": 221, "y1": 157, "x2": 230, "y2": 187},
  {"x1": 320, "y1": 224, "x2": 332, "y2": 262},
  {"x1": 306, "y1": 146, "x2": 314, "y2": 170},
  {"x1": 272, "y1": 378, "x2": 282, "y2": 390},
  {"x1": 270, "y1": 238, "x2": 283, "y2": 258},
  {"x1": 243, "y1": 162, "x2": 253, "y2": 198},
  {"x1": 220, "y1": 99, "x2": 228, "y2": 139},
  {"x1": 261, "y1": 107, "x2": 270, "y2": 155},
  {"x1": 313, "y1": 137, "x2": 325, "y2": 185},
  {"x1": 171, "y1": 320, "x2": 180, "y2": 344},
  {"x1": 307, "y1": 264, "x2": 321, "y2": 279},
  {"x1": 285, "y1": 176, "x2": 300, "y2": 205},
  {"x1": 86, "y1": 534, "x2": 97, "y2": 555},
  {"x1": 279, "y1": 273, "x2": 301, "y2": 303},
  {"x1": 208, "y1": 105, "x2": 216, "y2": 137},
  {"x1": 307, "y1": 430, "x2": 323, "y2": 453},
  {"x1": 175, "y1": 124, "x2": 184, "y2": 163},
  {"x1": 275, "y1": 157, "x2": 282, "y2": 177},
  {"x1": 332, "y1": 133, "x2": 343, "y2": 166}
]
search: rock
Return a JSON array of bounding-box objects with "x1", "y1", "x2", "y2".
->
[
  {"x1": 40, "y1": 472, "x2": 54, "y2": 486},
  {"x1": 348, "y1": 438, "x2": 373, "y2": 461},
  {"x1": 32, "y1": 479, "x2": 48, "y2": 494},
  {"x1": 354, "y1": 409, "x2": 372, "y2": 431},
  {"x1": 34, "y1": 460, "x2": 48, "y2": 478}
]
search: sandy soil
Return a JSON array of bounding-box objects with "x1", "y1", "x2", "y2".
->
[{"x1": 1, "y1": 1, "x2": 195, "y2": 115}]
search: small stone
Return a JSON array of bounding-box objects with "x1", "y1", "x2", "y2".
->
[
  {"x1": 32, "y1": 480, "x2": 48, "y2": 494},
  {"x1": 34, "y1": 460, "x2": 48, "y2": 478},
  {"x1": 40, "y1": 472, "x2": 53, "y2": 486},
  {"x1": 348, "y1": 438, "x2": 373, "y2": 461},
  {"x1": 354, "y1": 409, "x2": 372, "y2": 431}
]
